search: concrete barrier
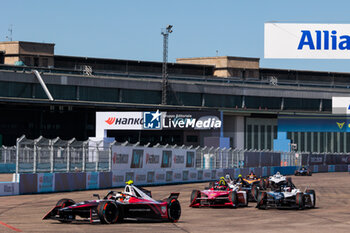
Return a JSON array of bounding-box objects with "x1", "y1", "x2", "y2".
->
[
  {"x1": 0, "y1": 182, "x2": 19, "y2": 196},
  {"x1": 5, "y1": 163, "x2": 349, "y2": 196}
]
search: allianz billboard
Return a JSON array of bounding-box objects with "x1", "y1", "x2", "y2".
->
[{"x1": 265, "y1": 23, "x2": 350, "y2": 59}]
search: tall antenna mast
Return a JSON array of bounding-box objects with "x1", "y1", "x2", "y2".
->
[{"x1": 161, "y1": 25, "x2": 173, "y2": 105}]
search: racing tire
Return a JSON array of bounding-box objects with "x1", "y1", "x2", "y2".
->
[
  {"x1": 244, "y1": 193, "x2": 249, "y2": 207},
  {"x1": 56, "y1": 199, "x2": 76, "y2": 223},
  {"x1": 229, "y1": 191, "x2": 238, "y2": 208},
  {"x1": 167, "y1": 198, "x2": 181, "y2": 222},
  {"x1": 251, "y1": 184, "x2": 259, "y2": 201},
  {"x1": 307, "y1": 171, "x2": 312, "y2": 176},
  {"x1": 190, "y1": 190, "x2": 200, "y2": 206},
  {"x1": 56, "y1": 198, "x2": 75, "y2": 208},
  {"x1": 97, "y1": 201, "x2": 121, "y2": 224},
  {"x1": 265, "y1": 179, "x2": 270, "y2": 189},
  {"x1": 294, "y1": 171, "x2": 299, "y2": 176},
  {"x1": 296, "y1": 193, "x2": 305, "y2": 210},
  {"x1": 259, "y1": 179, "x2": 265, "y2": 190},
  {"x1": 256, "y1": 191, "x2": 267, "y2": 209},
  {"x1": 306, "y1": 189, "x2": 316, "y2": 208}
]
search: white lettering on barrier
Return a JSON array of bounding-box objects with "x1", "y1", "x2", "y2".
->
[{"x1": 0, "y1": 182, "x2": 19, "y2": 196}]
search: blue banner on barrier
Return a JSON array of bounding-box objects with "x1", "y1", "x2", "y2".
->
[
  {"x1": 86, "y1": 172, "x2": 99, "y2": 190},
  {"x1": 328, "y1": 165, "x2": 335, "y2": 172},
  {"x1": 37, "y1": 173, "x2": 54, "y2": 193},
  {"x1": 270, "y1": 166, "x2": 297, "y2": 176},
  {"x1": 313, "y1": 165, "x2": 319, "y2": 173},
  {"x1": 262, "y1": 167, "x2": 268, "y2": 177},
  {"x1": 234, "y1": 168, "x2": 241, "y2": 179}
]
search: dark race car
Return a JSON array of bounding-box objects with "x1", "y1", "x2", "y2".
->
[
  {"x1": 256, "y1": 177, "x2": 316, "y2": 210},
  {"x1": 236, "y1": 173, "x2": 267, "y2": 202},
  {"x1": 43, "y1": 181, "x2": 181, "y2": 224},
  {"x1": 190, "y1": 178, "x2": 248, "y2": 208},
  {"x1": 295, "y1": 167, "x2": 312, "y2": 176}
]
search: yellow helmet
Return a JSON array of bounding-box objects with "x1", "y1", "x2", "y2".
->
[
  {"x1": 238, "y1": 174, "x2": 242, "y2": 178},
  {"x1": 125, "y1": 180, "x2": 134, "y2": 185},
  {"x1": 220, "y1": 176, "x2": 225, "y2": 180}
]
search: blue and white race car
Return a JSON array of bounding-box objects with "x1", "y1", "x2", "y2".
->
[
  {"x1": 294, "y1": 166, "x2": 312, "y2": 176},
  {"x1": 256, "y1": 178, "x2": 316, "y2": 210}
]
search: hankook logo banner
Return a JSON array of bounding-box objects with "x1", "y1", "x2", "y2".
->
[
  {"x1": 96, "y1": 111, "x2": 221, "y2": 136},
  {"x1": 265, "y1": 23, "x2": 350, "y2": 59}
]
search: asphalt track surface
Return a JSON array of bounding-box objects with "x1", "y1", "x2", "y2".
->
[{"x1": 0, "y1": 172, "x2": 350, "y2": 233}]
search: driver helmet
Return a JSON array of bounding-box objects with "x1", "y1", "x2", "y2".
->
[{"x1": 238, "y1": 174, "x2": 242, "y2": 178}]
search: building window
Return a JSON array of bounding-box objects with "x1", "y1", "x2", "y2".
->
[
  {"x1": 24, "y1": 57, "x2": 31, "y2": 66},
  {"x1": 340, "y1": 132, "x2": 344, "y2": 153},
  {"x1": 0, "y1": 52, "x2": 5, "y2": 64},
  {"x1": 247, "y1": 125, "x2": 252, "y2": 149},
  {"x1": 307, "y1": 132, "x2": 311, "y2": 152},
  {"x1": 34, "y1": 57, "x2": 39, "y2": 66},
  {"x1": 267, "y1": 125, "x2": 272, "y2": 149},
  {"x1": 42, "y1": 58, "x2": 48, "y2": 67},
  {"x1": 313, "y1": 133, "x2": 318, "y2": 152},
  {"x1": 254, "y1": 125, "x2": 259, "y2": 149},
  {"x1": 260, "y1": 125, "x2": 265, "y2": 150},
  {"x1": 186, "y1": 135, "x2": 198, "y2": 143}
]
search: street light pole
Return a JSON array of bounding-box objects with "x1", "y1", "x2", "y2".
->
[{"x1": 161, "y1": 25, "x2": 173, "y2": 105}]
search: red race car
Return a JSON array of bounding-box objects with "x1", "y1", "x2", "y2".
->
[
  {"x1": 189, "y1": 178, "x2": 248, "y2": 208},
  {"x1": 43, "y1": 181, "x2": 181, "y2": 224}
]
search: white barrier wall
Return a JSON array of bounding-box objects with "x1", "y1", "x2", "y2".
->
[
  {"x1": 0, "y1": 182, "x2": 19, "y2": 196},
  {"x1": 109, "y1": 145, "x2": 225, "y2": 186}
]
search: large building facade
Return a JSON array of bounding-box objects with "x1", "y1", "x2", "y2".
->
[{"x1": 0, "y1": 41, "x2": 349, "y2": 153}]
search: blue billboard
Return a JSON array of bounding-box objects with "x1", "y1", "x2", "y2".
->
[{"x1": 278, "y1": 115, "x2": 349, "y2": 132}]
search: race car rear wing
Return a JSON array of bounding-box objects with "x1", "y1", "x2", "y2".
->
[{"x1": 168, "y1": 192, "x2": 180, "y2": 199}]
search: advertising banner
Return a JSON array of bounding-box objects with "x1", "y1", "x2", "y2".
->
[
  {"x1": 19, "y1": 173, "x2": 37, "y2": 194},
  {"x1": 172, "y1": 148, "x2": 186, "y2": 169},
  {"x1": 332, "y1": 97, "x2": 350, "y2": 115},
  {"x1": 278, "y1": 115, "x2": 350, "y2": 132},
  {"x1": 86, "y1": 172, "x2": 99, "y2": 190},
  {"x1": 37, "y1": 173, "x2": 55, "y2": 193},
  {"x1": 135, "y1": 171, "x2": 147, "y2": 185},
  {"x1": 112, "y1": 146, "x2": 132, "y2": 170},
  {"x1": 155, "y1": 171, "x2": 166, "y2": 183},
  {"x1": 54, "y1": 173, "x2": 86, "y2": 192},
  {"x1": 112, "y1": 171, "x2": 125, "y2": 187},
  {"x1": 95, "y1": 111, "x2": 222, "y2": 137},
  {"x1": 0, "y1": 182, "x2": 19, "y2": 196},
  {"x1": 265, "y1": 23, "x2": 350, "y2": 59},
  {"x1": 99, "y1": 172, "x2": 112, "y2": 189},
  {"x1": 144, "y1": 147, "x2": 161, "y2": 170}
]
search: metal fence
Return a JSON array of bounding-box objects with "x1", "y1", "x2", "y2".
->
[{"x1": 0, "y1": 135, "x2": 305, "y2": 174}]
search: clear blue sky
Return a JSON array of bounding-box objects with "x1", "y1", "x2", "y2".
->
[{"x1": 2, "y1": 0, "x2": 350, "y2": 73}]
